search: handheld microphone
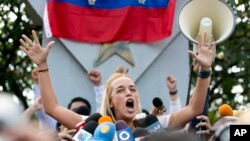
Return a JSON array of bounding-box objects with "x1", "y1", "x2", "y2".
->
[
  {"x1": 98, "y1": 116, "x2": 113, "y2": 124},
  {"x1": 98, "y1": 116, "x2": 118, "y2": 141},
  {"x1": 218, "y1": 104, "x2": 233, "y2": 117},
  {"x1": 73, "y1": 121, "x2": 98, "y2": 141},
  {"x1": 133, "y1": 113, "x2": 147, "y2": 128},
  {"x1": 76, "y1": 113, "x2": 102, "y2": 131},
  {"x1": 133, "y1": 127, "x2": 150, "y2": 141},
  {"x1": 152, "y1": 97, "x2": 166, "y2": 113},
  {"x1": 115, "y1": 120, "x2": 134, "y2": 141},
  {"x1": 90, "y1": 122, "x2": 116, "y2": 141},
  {"x1": 145, "y1": 114, "x2": 164, "y2": 133}
]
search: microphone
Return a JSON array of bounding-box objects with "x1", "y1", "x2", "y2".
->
[
  {"x1": 98, "y1": 116, "x2": 113, "y2": 124},
  {"x1": 115, "y1": 120, "x2": 134, "y2": 141},
  {"x1": 98, "y1": 116, "x2": 118, "y2": 141},
  {"x1": 73, "y1": 121, "x2": 98, "y2": 141},
  {"x1": 152, "y1": 97, "x2": 166, "y2": 113},
  {"x1": 90, "y1": 122, "x2": 116, "y2": 141},
  {"x1": 133, "y1": 127, "x2": 150, "y2": 141},
  {"x1": 145, "y1": 114, "x2": 164, "y2": 133},
  {"x1": 76, "y1": 113, "x2": 102, "y2": 131},
  {"x1": 133, "y1": 113, "x2": 147, "y2": 128},
  {"x1": 218, "y1": 104, "x2": 233, "y2": 117}
]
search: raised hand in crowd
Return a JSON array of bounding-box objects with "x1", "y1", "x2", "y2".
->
[
  {"x1": 150, "y1": 106, "x2": 165, "y2": 116},
  {"x1": 188, "y1": 33, "x2": 215, "y2": 71},
  {"x1": 57, "y1": 127, "x2": 76, "y2": 141},
  {"x1": 166, "y1": 75, "x2": 182, "y2": 114},
  {"x1": 87, "y1": 69, "x2": 102, "y2": 86},
  {"x1": 166, "y1": 75, "x2": 177, "y2": 92},
  {"x1": 195, "y1": 115, "x2": 212, "y2": 140},
  {"x1": 32, "y1": 68, "x2": 39, "y2": 84},
  {"x1": 115, "y1": 66, "x2": 129, "y2": 74},
  {"x1": 20, "y1": 30, "x2": 83, "y2": 129},
  {"x1": 87, "y1": 66, "x2": 128, "y2": 87},
  {"x1": 22, "y1": 96, "x2": 43, "y2": 119},
  {"x1": 20, "y1": 30, "x2": 55, "y2": 69},
  {"x1": 150, "y1": 75, "x2": 181, "y2": 116},
  {"x1": 164, "y1": 33, "x2": 216, "y2": 128},
  {"x1": 166, "y1": 75, "x2": 178, "y2": 100}
]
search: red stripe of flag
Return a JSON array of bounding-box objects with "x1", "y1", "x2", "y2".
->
[{"x1": 47, "y1": 0, "x2": 176, "y2": 43}]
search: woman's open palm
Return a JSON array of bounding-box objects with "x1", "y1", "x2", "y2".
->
[{"x1": 20, "y1": 30, "x2": 55, "y2": 66}]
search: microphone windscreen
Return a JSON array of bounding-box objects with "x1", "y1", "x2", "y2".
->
[
  {"x1": 115, "y1": 120, "x2": 134, "y2": 141},
  {"x1": 93, "y1": 122, "x2": 116, "y2": 140},
  {"x1": 72, "y1": 106, "x2": 90, "y2": 116},
  {"x1": 83, "y1": 121, "x2": 98, "y2": 135},
  {"x1": 86, "y1": 113, "x2": 102, "y2": 123},
  {"x1": 152, "y1": 97, "x2": 163, "y2": 108},
  {"x1": 145, "y1": 114, "x2": 159, "y2": 127},
  {"x1": 133, "y1": 127, "x2": 150, "y2": 138},
  {"x1": 218, "y1": 104, "x2": 233, "y2": 117},
  {"x1": 115, "y1": 120, "x2": 127, "y2": 130},
  {"x1": 98, "y1": 116, "x2": 113, "y2": 124}
]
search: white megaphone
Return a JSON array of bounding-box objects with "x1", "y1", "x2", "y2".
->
[{"x1": 178, "y1": 0, "x2": 235, "y2": 44}]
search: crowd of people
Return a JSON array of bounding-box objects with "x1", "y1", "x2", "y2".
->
[{"x1": 0, "y1": 30, "x2": 249, "y2": 141}]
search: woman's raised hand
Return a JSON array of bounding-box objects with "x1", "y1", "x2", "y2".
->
[
  {"x1": 188, "y1": 33, "x2": 216, "y2": 71},
  {"x1": 20, "y1": 30, "x2": 55, "y2": 67}
]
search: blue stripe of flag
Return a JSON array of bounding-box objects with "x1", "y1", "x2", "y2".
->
[{"x1": 53, "y1": 0, "x2": 170, "y2": 9}]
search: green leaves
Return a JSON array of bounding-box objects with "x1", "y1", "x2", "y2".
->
[
  {"x1": 205, "y1": 0, "x2": 250, "y2": 124},
  {"x1": 0, "y1": 1, "x2": 42, "y2": 108}
]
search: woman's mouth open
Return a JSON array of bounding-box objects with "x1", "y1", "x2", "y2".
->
[{"x1": 126, "y1": 99, "x2": 134, "y2": 113}]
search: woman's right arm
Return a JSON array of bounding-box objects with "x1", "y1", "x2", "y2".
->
[{"x1": 20, "y1": 30, "x2": 82, "y2": 129}]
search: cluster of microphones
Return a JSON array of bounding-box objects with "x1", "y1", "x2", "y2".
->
[
  {"x1": 71, "y1": 97, "x2": 167, "y2": 141},
  {"x1": 72, "y1": 112, "x2": 164, "y2": 141}
]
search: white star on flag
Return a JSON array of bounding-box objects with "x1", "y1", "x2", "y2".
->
[
  {"x1": 138, "y1": 0, "x2": 146, "y2": 4},
  {"x1": 88, "y1": 0, "x2": 96, "y2": 5}
]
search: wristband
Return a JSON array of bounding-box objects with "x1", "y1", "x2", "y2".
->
[
  {"x1": 169, "y1": 90, "x2": 177, "y2": 95},
  {"x1": 198, "y1": 70, "x2": 211, "y2": 78},
  {"x1": 38, "y1": 68, "x2": 49, "y2": 73}
]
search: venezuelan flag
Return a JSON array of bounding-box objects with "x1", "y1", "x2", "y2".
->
[{"x1": 44, "y1": 0, "x2": 176, "y2": 43}]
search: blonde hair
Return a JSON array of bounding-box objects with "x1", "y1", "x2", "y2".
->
[{"x1": 99, "y1": 73, "x2": 142, "y2": 122}]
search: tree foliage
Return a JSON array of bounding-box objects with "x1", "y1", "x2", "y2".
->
[
  {"x1": 191, "y1": 0, "x2": 250, "y2": 123},
  {"x1": 0, "y1": 0, "x2": 41, "y2": 108}
]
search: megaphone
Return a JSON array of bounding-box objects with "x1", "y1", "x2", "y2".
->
[{"x1": 178, "y1": 0, "x2": 235, "y2": 44}]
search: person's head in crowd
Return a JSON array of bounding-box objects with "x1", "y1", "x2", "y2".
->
[
  {"x1": 57, "y1": 101, "x2": 91, "y2": 132},
  {"x1": 56, "y1": 97, "x2": 91, "y2": 131},
  {"x1": 67, "y1": 97, "x2": 91, "y2": 114},
  {"x1": 72, "y1": 106, "x2": 90, "y2": 116},
  {"x1": 99, "y1": 73, "x2": 142, "y2": 126}
]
